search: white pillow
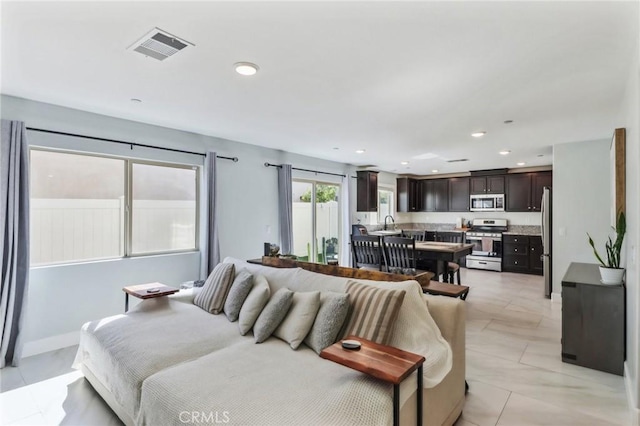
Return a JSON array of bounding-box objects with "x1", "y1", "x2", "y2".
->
[
  {"x1": 274, "y1": 291, "x2": 321, "y2": 349},
  {"x1": 237, "y1": 274, "x2": 270, "y2": 335}
]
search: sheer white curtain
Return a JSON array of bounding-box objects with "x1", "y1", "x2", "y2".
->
[{"x1": 339, "y1": 175, "x2": 351, "y2": 266}]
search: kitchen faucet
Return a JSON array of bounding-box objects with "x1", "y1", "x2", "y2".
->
[{"x1": 383, "y1": 215, "x2": 395, "y2": 230}]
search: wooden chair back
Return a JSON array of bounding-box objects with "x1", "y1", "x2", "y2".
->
[
  {"x1": 401, "y1": 230, "x2": 427, "y2": 241},
  {"x1": 382, "y1": 236, "x2": 417, "y2": 272},
  {"x1": 351, "y1": 235, "x2": 383, "y2": 271}
]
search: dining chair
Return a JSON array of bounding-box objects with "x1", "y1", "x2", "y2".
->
[
  {"x1": 351, "y1": 235, "x2": 384, "y2": 271},
  {"x1": 438, "y1": 232, "x2": 463, "y2": 285},
  {"x1": 381, "y1": 236, "x2": 420, "y2": 276},
  {"x1": 401, "y1": 229, "x2": 427, "y2": 241}
]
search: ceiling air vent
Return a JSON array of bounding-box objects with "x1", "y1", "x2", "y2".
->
[
  {"x1": 128, "y1": 28, "x2": 194, "y2": 61},
  {"x1": 446, "y1": 159, "x2": 470, "y2": 163}
]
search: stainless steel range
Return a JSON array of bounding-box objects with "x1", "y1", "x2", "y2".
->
[{"x1": 465, "y1": 218, "x2": 508, "y2": 272}]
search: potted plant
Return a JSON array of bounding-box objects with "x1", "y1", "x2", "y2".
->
[{"x1": 587, "y1": 211, "x2": 626, "y2": 285}]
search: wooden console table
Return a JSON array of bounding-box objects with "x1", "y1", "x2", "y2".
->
[{"x1": 248, "y1": 257, "x2": 468, "y2": 299}]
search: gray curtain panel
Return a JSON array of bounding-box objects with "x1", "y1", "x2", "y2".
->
[
  {"x1": 0, "y1": 120, "x2": 30, "y2": 368},
  {"x1": 202, "y1": 151, "x2": 220, "y2": 277},
  {"x1": 278, "y1": 164, "x2": 293, "y2": 255}
]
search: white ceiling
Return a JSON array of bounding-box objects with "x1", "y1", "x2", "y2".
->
[{"x1": 1, "y1": 1, "x2": 637, "y2": 175}]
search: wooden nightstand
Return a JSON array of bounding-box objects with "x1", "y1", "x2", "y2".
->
[
  {"x1": 320, "y1": 336, "x2": 425, "y2": 426},
  {"x1": 122, "y1": 283, "x2": 179, "y2": 312}
]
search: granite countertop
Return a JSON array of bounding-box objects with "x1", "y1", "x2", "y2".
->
[{"x1": 503, "y1": 230, "x2": 542, "y2": 236}]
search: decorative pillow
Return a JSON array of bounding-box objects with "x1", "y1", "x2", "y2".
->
[
  {"x1": 274, "y1": 291, "x2": 321, "y2": 350},
  {"x1": 193, "y1": 263, "x2": 235, "y2": 314},
  {"x1": 304, "y1": 292, "x2": 350, "y2": 354},
  {"x1": 238, "y1": 274, "x2": 271, "y2": 335},
  {"x1": 224, "y1": 269, "x2": 254, "y2": 322},
  {"x1": 341, "y1": 280, "x2": 406, "y2": 345},
  {"x1": 253, "y1": 288, "x2": 294, "y2": 343}
]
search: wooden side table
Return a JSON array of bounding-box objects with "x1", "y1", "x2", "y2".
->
[
  {"x1": 320, "y1": 336, "x2": 425, "y2": 426},
  {"x1": 122, "y1": 283, "x2": 179, "y2": 312}
]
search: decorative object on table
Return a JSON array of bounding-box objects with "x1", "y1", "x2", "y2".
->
[
  {"x1": 587, "y1": 211, "x2": 626, "y2": 285},
  {"x1": 279, "y1": 253, "x2": 297, "y2": 260},
  {"x1": 264, "y1": 243, "x2": 280, "y2": 257}
]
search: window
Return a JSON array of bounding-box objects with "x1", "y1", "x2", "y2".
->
[
  {"x1": 30, "y1": 149, "x2": 198, "y2": 266},
  {"x1": 377, "y1": 188, "x2": 394, "y2": 222},
  {"x1": 292, "y1": 180, "x2": 341, "y2": 263}
]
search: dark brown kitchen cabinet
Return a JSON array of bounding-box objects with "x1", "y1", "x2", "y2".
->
[
  {"x1": 505, "y1": 171, "x2": 552, "y2": 212},
  {"x1": 470, "y1": 176, "x2": 504, "y2": 195},
  {"x1": 396, "y1": 177, "x2": 419, "y2": 212},
  {"x1": 421, "y1": 179, "x2": 448, "y2": 212},
  {"x1": 448, "y1": 177, "x2": 470, "y2": 212},
  {"x1": 529, "y1": 236, "x2": 543, "y2": 274},
  {"x1": 502, "y1": 234, "x2": 543, "y2": 275},
  {"x1": 561, "y1": 262, "x2": 624, "y2": 376},
  {"x1": 356, "y1": 171, "x2": 378, "y2": 212}
]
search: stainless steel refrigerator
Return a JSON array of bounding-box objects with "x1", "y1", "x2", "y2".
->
[{"x1": 541, "y1": 187, "x2": 552, "y2": 298}]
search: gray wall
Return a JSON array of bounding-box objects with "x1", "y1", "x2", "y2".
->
[
  {"x1": 618, "y1": 11, "x2": 640, "y2": 415},
  {"x1": 552, "y1": 139, "x2": 611, "y2": 299},
  {"x1": 1, "y1": 95, "x2": 354, "y2": 349}
]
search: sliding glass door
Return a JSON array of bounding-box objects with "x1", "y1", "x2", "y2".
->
[{"x1": 292, "y1": 180, "x2": 340, "y2": 264}]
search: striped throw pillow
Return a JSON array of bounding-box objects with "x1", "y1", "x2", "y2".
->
[
  {"x1": 193, "y1": 263, "x2": 236, "y2": 314},
  {"x1": 341, "y1": 281, "x2": 406, "y2": 345}
]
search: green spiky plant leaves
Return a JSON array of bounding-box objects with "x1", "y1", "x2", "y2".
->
[{"x1": 587, "y1": 211, "x2": 626, "y2": 269}]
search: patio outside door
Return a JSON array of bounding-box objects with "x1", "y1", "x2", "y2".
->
[{"x1": 291, "y1": 180, "x2": 340, "y2": 264}]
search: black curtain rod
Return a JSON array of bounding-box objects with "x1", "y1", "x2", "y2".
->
[
  {"x1": 264, "y1": 162, "x2": 346, "y2": 178},
  {"x1": 26, "y1": 127, "x2": 239, "y2": 162}
]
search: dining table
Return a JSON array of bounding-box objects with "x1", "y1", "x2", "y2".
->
[{"x1": 414, "y1": 241, "x2": 474, "y2": 283}]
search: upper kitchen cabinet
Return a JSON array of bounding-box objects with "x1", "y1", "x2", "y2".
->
[
  {"x1": 448, "y1": 177, "x2": 470, "y2": 212},
  {"x1": 506, "y1": 171, "x2": 552, "y2": 212},
  {"x1": 397, "y1": 177, "x2": 419, "y2": 212},
  {"x1": 421, "y1": 179, "x2": 449, "y2": 212},
  {"x1": 470, "y1": 175, "x2": 505, "y2": 195},
  {"x1": 356, "y1": 170, "x2": 378, "y2": 212}
]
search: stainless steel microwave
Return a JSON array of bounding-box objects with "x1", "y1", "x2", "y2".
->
[{"x1": 470, "y1": 194, "x2": 505, "y2": 211}]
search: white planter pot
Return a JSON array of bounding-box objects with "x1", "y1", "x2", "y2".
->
[{"x1": 599, "y1": 266, "x2": 625, "y2": 285}]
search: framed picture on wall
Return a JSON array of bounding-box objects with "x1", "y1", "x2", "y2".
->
[{"x1": 610, "y1": 128, "x2": 626, "y2": 227}]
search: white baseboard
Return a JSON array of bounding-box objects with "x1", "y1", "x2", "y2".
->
[
  {"x1": 625, "y1": 362, "x2": 640, "y2": 426},
  {"x1": 22, "y1": 331, "x2": 80, "y2": 358},
  {"x1": 551, "y1": 291, "x2": 562, "y2": 302}
]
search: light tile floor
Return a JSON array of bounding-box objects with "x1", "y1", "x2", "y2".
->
[{"x1": 0, "y1": 268, "x2": 631, "y2": 425}]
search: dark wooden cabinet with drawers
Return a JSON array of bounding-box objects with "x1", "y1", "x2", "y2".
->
[{"x1": 502, "y1": 234, "x2": 543, "y2": 275}]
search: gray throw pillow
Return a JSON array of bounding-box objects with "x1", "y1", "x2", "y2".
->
[
  {"x1": 224, "y1": 269, "x2": 254, "y2": 322},
  {"x1": 238, "y1": 274, "x2": 270, "y2": 335},
  {"x1": 274, "y1": 291, "x2": 321, "y2": 350},
  {"x1": 193, "y1": 263, "x2": 235, "y2": 314},
  {"x1": 304, "y1": 292, "x2": 350, "y2": 354},
  {"x1": 253, "y1": 288, "x2": 294, "y2": 343}
]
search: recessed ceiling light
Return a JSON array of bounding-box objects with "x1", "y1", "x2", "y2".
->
[
  {"x1": 400, "y1": 161, "x2": 409, "y2": 165},
  {"x1": 504, "y1": 120, "x2": 513, "y2": 124},
  {"x1": 499, "y1": 150, "x2": 511, "y2": 155},
  {"x1": 517, "y1": 162, "x2": 526, "y2": 166},
  {"x1": 130, "y1": 98, "x2": 142, "y2": 103},
  {"x1": 432, "y1": 169, "x2": 439, "y2": 173},
  {"x1": 355, "y1": 149, "x2": 365, "y2": 154},
  {"x1": 234, "y1": 62, "x2": 259, "y2": 76},
  {"x1": 471, "y1": 131, "x2": 486, "y2": 138}
]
